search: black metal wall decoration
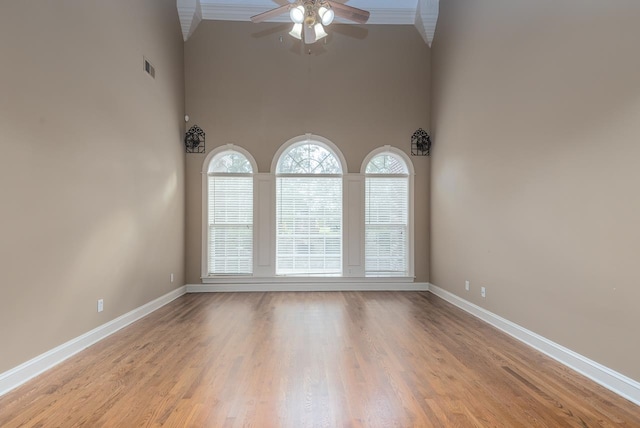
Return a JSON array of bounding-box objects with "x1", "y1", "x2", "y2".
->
[
  {"x1": 411, "y1": 128, "x2": 432, "y2": 156},
  {"x1": 185, "y1": 125, "x2": 205, "y2": 153}
]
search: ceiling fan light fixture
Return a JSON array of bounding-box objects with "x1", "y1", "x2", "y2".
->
[
  {"x1": 250, "y1": 0, "x2": 370, "y2": 43},
  {"x1": 318, "y1": 6, "x2": 334, "y2": 26},
  {"x1": 314, "y1": 23, "x2": 328, "y2": 40},
  {"x1": 290, "y1": 5, "x2": 305, "y2": 24},
  {"x1": 289, "y1": 23, "x2": 303, "y2": 40}
]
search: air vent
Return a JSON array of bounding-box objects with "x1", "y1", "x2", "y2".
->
[{"x1": 143, "y1": 57, "x2": 155, "y2": 79}]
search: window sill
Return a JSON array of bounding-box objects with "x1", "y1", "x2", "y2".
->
[{"x1": 201, "y1": 276, "x2": 416, "y2": 284}]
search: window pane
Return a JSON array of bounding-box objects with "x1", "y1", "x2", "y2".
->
[
  {"x1": 365, "y1": 176, "x2": 408, "y2": 276},
  {"x1": 277, "y1": 143, "x2": 342, "y2": 174},
  {"x1": 208, "y1": 175, "x2": 253, "y2": 274},
  {"x1": 365, "y1": 154, "x2": 408, "y2": 174},
  {"x1": 276, "y1": 176, "x2": 342, "y2": 275},
  {"x1": 208, "y1": 226, "x2": 253, "y2": 274},
  {"x1": 209, "y1": 152, "x2": 253, "y2": 173}
]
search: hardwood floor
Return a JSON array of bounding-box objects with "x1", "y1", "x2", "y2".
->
[{"x1": 0, "y1": 292, "x2": 638, "y2": 427}]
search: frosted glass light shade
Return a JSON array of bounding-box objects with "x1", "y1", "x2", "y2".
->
[
  {"x1": 318, "y1": 7, "x2": 334, "y2": 26},
  {"x1": 289, "y1": 23, "x2": 302, "y2": 40},
  {"x1": 314, "y1": 23, "x2": 328, "y2": 40},
  {"x1": 290, "y1": 5, "x2": 305, "y2": 24}
]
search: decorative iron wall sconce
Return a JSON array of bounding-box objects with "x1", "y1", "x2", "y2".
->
[
  {"x1": 185, "y1": 125, "x2": 205, "y2": 153},
  {"x1": 411, "y1": 128, "x2": 432, "y2": 156}
]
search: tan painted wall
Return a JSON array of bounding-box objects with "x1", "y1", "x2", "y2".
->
[
  {"x1": 0, "y1": 0, "x2": 185, "y2": 373},
  {"x1": 430, "y1": 0, "x2": 640, "y2": 381},
  {"x1": 184, "y1": 22, "x2": 431, "y2": 283}
]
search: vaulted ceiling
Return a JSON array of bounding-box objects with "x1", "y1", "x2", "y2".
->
[{"x1": 177, "y1": 0, "x2": 439, "y2": 46}]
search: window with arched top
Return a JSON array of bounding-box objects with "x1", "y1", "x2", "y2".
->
[
  {"x1": 277, "y1": 143, "x2": 342, "y2": 174},
  {"x1": 364, "y1": 151, "x2": 412, "y2": 276},
  {"x1": 209, "y1": 151, "x2": 254, "y2": 174},
  {"x1": 275, "y1": 140, "x2": 344, "y2": 276},
  {"x1": 204, "y1": 148, "x2": 254, "y2": 275},
  {"x1": 365, "y1": 154, "x2": 409, "y2": 175}
]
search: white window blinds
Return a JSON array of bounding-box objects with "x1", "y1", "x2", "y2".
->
[
  {"x1": 276, "y1": 177, "x2": 342, "y2": 275},
  {"x1": 365, "y1": 154, "x2": 409, "y2": 276},
  {"x1": 276, "y1": 142, "x2": 343, "y2": 276},
  {"x1": 207, "y1": 151, "x2": 253, "y2": 275},
  {"x1": 208, "y1": 176, "x2": 253, "y2": 275}
]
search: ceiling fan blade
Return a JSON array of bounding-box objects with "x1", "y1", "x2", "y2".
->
[
  {"x1": 331, "y1": 23, "x2": 368, "y2": 40},
  {"x1": 250, "y1": 4, "x2": 290, "y2": 23},
  {"x1": 330, "y1": 2, "x2": 370, "y2": 24}
]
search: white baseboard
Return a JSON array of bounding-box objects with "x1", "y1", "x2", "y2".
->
[
  {"x1": 0, "y1": 286, "x2": 186, "y2": 397},
  {"x1": 427, "y1": 283, "x2": 640, "y2": 406},
  {"x1": 187, "y1": 282, "x2": 429, "y2": 293},
  {"x1": 9, "y1": 283, "x2": 634, "y2": 407}
]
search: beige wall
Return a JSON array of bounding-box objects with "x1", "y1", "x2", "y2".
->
[
  {"x1": 184, "y1": 22, "x2": 431, "y2": 283},
  {"x1": 0, "y1": 0, "x2": 185, "y2": 373},
  {"x1": 431, "y1": 0, "x2": 640, "y2": 381}
]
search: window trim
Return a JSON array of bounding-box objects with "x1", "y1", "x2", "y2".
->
[
  {"x1": 361, "y1": 146, "x2": 415, "y2": 278},
  {"x1": 201, "y1": 144, "x2": 258, "y2": 279},
  {"x1": 199, "y1": 141, "x2": 416, "y2": 283},
  {"x1": 200, "y1": 276, "x2": 415, "y2": 284},
  {"x1": 272, "y1": 134, "x2": 347, "y2": 276}
]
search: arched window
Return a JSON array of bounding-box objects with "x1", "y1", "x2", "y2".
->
[
  {"x1": 274, "y1": 138, "x2": 344, "y2": 276},
  {"x1": 203, "y1": 147, "x2": 255, "y2": 275},
  {"x1": 363, "y1": 149, "x2": 412, "y2": 276}
]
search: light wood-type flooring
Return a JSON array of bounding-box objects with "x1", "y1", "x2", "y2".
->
[{"x1": 0, "y1": 292, "x2": 638, "y2": 427}]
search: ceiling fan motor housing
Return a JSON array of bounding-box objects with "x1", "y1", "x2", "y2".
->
[{"x1": 304, "y1": 1, "x2": 317, "y2": 27}]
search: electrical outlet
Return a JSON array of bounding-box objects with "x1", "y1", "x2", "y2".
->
[
  {"x1": 97, "y1": 299, "x2": 104, "y2": 312},
  {"x1": 170, "y1": 273, "x2": 174, "y2": 283},
  {"x1": 481, "y1": 287, "x2": 486, "y2": 298},
  {"x1": 465, "y1": 280, "x2": 470, "y2": 291}
]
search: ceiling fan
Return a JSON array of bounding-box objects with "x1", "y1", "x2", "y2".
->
[{"x1": 250, "y1": 1, "x2": 370, "y2": 44}]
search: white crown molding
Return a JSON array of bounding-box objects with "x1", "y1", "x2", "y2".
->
[
  {"x1": 415, "y1": 0, "x2": 439, "y2": 47},
  {"x1": 0, "y1": 287, "x2": 187, "y2": 398},
  {"x1": 188, "y1": 282, "x2": 428, "y2": 292},
  {"x1": 200, "y1": 3, "x2": 416, "y2": 25},
  {"x1": 177, "y1": 0, "x2": 203, "y2": 41},
  {"x1": 427, "y1": 283, "x2": 640, "y2": 406}
]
